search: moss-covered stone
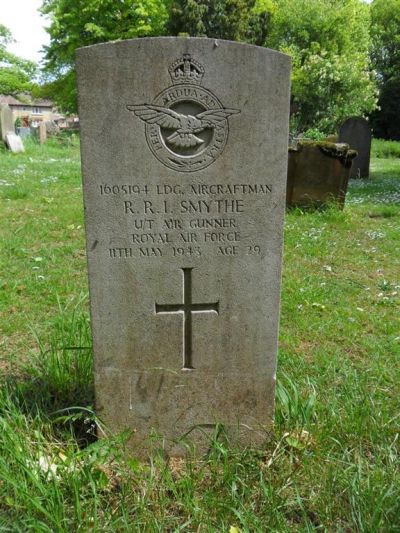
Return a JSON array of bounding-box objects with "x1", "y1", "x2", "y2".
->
[
  {"x1": 290, "y1": 140, "x2": 357, "y2": 168},
  {"x1": 287, "y1": 140, "x2": 356, "y2": 209},
  {"x1": 324, "y1": 134, "x2": 338, "y2": 143}
]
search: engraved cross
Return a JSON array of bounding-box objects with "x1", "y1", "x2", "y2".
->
[{"x1": 155, "y1": 268, "x2": 219, "y2": 369}]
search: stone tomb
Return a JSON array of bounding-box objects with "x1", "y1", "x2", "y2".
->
[
  {"x1": 339, "y1": 117, "x2": 371, "y2": 178},
  {"x1": 287, "y1": 141, "x2": 356, "y2": 209},
  {"x1": 0, "y1": 104, "x2": 14, "y2": 143},
  {"x1": 76, "y1": 38, "x2": 291, "y2": 456}
]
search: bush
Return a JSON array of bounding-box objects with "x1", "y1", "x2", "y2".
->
[
  {"x1": 371, "y1": 138, "x2": 400, "y2": 158},
  {"x1": 301, "y1": 128, "x2": 326, "y2": 141}
]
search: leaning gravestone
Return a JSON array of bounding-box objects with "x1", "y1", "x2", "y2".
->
[
  {"x1": 5, "y1": 133, "x2": 24, "y2": 153},
  {"x1": 0, "y1": 104, "x2": 14, "y2": 143},
  {"x1": 76, "y1": 38, "x2": 291, "y2": 456},
  {"x1": 338, "y1": 117, "x2": 371, "y2": 178}
]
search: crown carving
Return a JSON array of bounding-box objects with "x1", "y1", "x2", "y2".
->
[{"x1": 169, "y1": 54, "x2": 205, "y2": 85}]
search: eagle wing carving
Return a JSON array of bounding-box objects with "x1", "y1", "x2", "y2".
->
[
  {"x1": 126, "y1": 105, "x2": 182, "y2": 129},
  {"x1": 127, "y1": 104, "x2": 240, "y2": 149},
  {"x1": 196, "y1": 108, "x2": 241, "y2": 129}
]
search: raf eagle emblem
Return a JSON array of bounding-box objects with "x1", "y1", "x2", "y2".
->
[
  {"x1": 127, "y1": 105, "x2": 240, "y2": 149},
  {"x1": 126, "y1": 54, "x2": 241, "y2": 171}
]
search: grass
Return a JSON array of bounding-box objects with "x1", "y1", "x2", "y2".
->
[
  {"x1": 0, "y1": 136, "x2": 399, "y2": 531},
  {"x1": 372, "y1": 138, "x2": 400, "y2": 159}
]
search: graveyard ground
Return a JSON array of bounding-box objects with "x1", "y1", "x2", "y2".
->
[{"x1": 0, "y1": 137, "x2": 399, "y2": 531}]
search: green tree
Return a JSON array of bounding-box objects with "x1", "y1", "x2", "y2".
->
[
  {"x1": 371, "y1": 0, "x2": 400, "y2": 82},
  {"x1": 167, "y1": 0, "x2": 273, "y2": 45},
  {"x1": 0, "y1": 25, "x2": 37, "y2": 95},
  {"x1": 40, "y1": 0, "x2": 170, "y2": 111},
  {"x1": 40, "y1": 0, "x2": 377, "y2": 130},
  {"x1": 370, "y1": 0, "x2": 400, "y2": 139},
  {"x1": 33, "y1": 70, "x2": 78, "y2": 115},
  {"x1": 370, "y1": 78, "x2": 400, "y2": 140},
  {"x1": 267, "y1": 0, "x2": 377, "y2": 134}
]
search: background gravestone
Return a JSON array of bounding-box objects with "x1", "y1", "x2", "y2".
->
[
  {"x1": 0, "y1": 104, "x2": 14, "y2": 143},
  {"x1": 76, "y1": 38, "x2": 291, "y2": 456},
  {"x1": 18, "y1": 127, "x2": 31, "y2": 138},
  {"x1": 338, "y1": 117, "x2": 371, "y2": 178},
  {"x1": 38, "y1": 122, "x2": 47, "y2": 144},
  {"x1": 45, "y1": 120, "x2": 60, "y2": 136},
  {"x1": 5, "y1": 133, "x2": 24, "y2": 153}
]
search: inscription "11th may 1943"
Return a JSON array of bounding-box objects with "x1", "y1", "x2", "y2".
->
[{"x1": 99, "y1": 180, "x2": 272, "y2": 259}]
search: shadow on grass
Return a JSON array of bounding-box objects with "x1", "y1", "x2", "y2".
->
[
  {"x1": 286, "y1": 199, "x2": 345, "y2": 214},
  {"x1": 0, "y1": 289, "x2": 320, "y2": 456},
  {"x1": 0, "y1": 293, "x2": 96, "y2": 447}
]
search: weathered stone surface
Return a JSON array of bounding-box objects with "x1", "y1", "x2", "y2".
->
[
  {"x1": 45, "y1": 120, "x2": 60, "y2": 135},
  {"x1": 338, "y1": 117, "x2": 371, "y2": 178},
  {"x1": 76, "y1": 38, "x2": 291, "y2": 456},
  {"x1": 18, "y1": 127, "x2": 32, "y2": 138},
  {"x1": 38, "y1": 122, "x2": 47, "y2": 144},
  {"x1": 287, "y1": 141, "x2": 356, "y2": 209},
  {"x1": 0, "y1": 104, "x2": 14, "y2": 142},
  {"x1": 5, "y1": 133, "x2": 24, "y2": 153}
]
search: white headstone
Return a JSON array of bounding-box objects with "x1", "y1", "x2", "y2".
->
[{"x1": 5, "y1": 133, "x2": 24, "y2": 153}]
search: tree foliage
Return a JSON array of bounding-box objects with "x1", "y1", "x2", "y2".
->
[
  {"x1": 33, "y1": 70, "x2": 77, "y2": 114},
  {"x1": 371, "y1": 0, "x2": 400, "y2": 82},
  {"x1": 167, "y1": 0, "x2": 273, "y2": 45},
  {"x1": 40, "y1": 0, "x2": 170, "y2": 111},
  {"x1": 266, "y1": 0, "x2": 377, "y2": 134},
  {"x1": 40, "y1": 0, "x2": 377, "y2": 130},
  {"x1": 0, "y1": 25, "x2": 37, "y2": 95},
  {"x1": 370, "y1": 0, "x2": 400, "y2": 139},
  {"x1": 370, "y1": 78, "x2": 400, "y2": 140}
]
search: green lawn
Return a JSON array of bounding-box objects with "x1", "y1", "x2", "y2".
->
[{"x1": 0, "y1": 137, "x2": 399, "y2": 531}]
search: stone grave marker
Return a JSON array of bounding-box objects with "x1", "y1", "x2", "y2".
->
[
  {"x1": 18, "y1": 127, "x2": 32, "y2": 138},
  {"x1": 5, "y1": 133, "x2": 24, "y2": 153},
  {"x1": 45, "y1": 120, "x2": 60, "y2": 135},
  {"x1": 38, "y1": 122, "x2": 47, "y2": 144},
  {"x1": 287, "y1": 141, "x2": 356, "y2": 209},
  {"x1": 338, "y1": 117, "x2": 371, "y2": 178},
  {"x1": 0, "y1": 104, "x2": 14, "y2": 143},
  {"x1": 76, "y1": 38, "x2": 291, "y2": 456}
]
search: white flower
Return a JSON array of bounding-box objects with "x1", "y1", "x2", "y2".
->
[{"x1": 36, "y1": 456, "x2": 59, "y2": 479}]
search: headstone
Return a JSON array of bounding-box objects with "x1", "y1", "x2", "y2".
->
[
  {"x1": 338, "y1": 117, "x2": 371, "y2": 178},
  {"x1": 287, "y1": 141, "x2": 356, "y2": 209},
  {"x1": 45, "y1": 120, "x2": 60, "y2": 135},
  {"x1": 76, "y1": 38, "x2": 291, "y2": 456},
  {"x1": 39, "y1": 122, "x2": 47, "y2": 144},
  {"x1": 5, "y1": 133, "x2": 24, "y2": 153},
  {"x1": 0, "y1": 104, "x2": 14, "y2": 142},
  {"x1": 17, "y1": 127, "x2": 32, "y2": 138}
]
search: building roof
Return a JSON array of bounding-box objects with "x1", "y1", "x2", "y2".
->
[
  {"x1": 0, "y1": 94, "x2": 54, "y2": 108},
  {"x1": 0, "y1": 95, "x2": 21, "y2": 106}
]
